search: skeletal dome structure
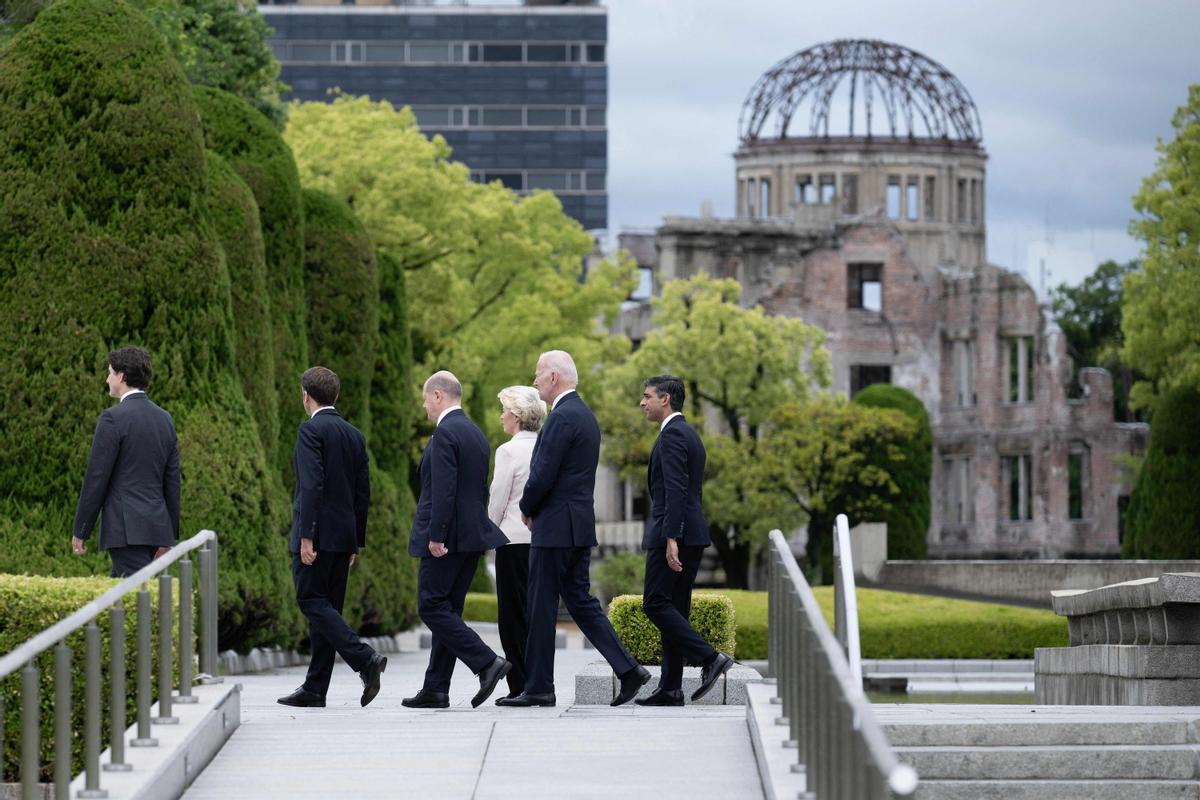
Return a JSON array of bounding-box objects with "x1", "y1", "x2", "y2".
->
[{"x1": 734, "y1": 39, "x2": 987, "y2": 271}]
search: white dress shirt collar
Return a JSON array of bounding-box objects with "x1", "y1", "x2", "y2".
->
[
  {"x1": 660, "y1": 411, "x2": 682, "y2": 431},
  {"x1": 436, "y1": 405, "x2": 463, "y2": 426},
  {"x1": 309, "y1": 405, "x2": 335, "y2": 419},
  {"x1": 119, "y1": 389, "x2": 145, "y2": 403},
  {"x1": 550, "y1": 388, "x2": 576, "y2": 410},
  {"x1": 513, "y1": 429, "x2": 539, "y2": 440}
]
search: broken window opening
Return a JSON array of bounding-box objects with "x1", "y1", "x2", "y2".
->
[
  {"x1": 819, "y1": 174, "x2": 836, "y2": 205},
  {"x1": 886, "y1": 176, "x2": 902, "y2": 219},
  {"x1": 842, "y1": 173, "x2": 859, "y2": 214},
  {"x1": 1003, "y1": 453, "x2": 1033, "y2": 522},
  {"x1": 924, "y1": 176, "x2": 936, "y2": 220},
  {"x1": 847, "y1": 263, "x2": 883, "y2": 311},
  {"x1": 850, "y1": 364, "x2": 892, "y2": 397}
]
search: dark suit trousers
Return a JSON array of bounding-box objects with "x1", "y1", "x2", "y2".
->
[
  {"x1": 643, "y1": 545, "x2": 716, "y2": 691},
  {"x1": 292, "y1": 552, "x2": 375, "y2": 696},
  {"x1": 525, "y1": 546, "x2": 637, "y2": 694},
  {"x1": 494, "y1": 543, "x2": 530, "y2": 695},
  {"x1": 109, "y1": 545, "x2": 157, "y2": 578},
  {"x1": 419, "y1": 552, "x2": 497, "y2": 692}
]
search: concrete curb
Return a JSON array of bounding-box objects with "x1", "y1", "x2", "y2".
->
[
  {"x1": 745, "y1": 681, "x2": 806, "y2": 800},
  {"x1": 573, "y1": 659, "x2": 762, "y2": 705},
  {"x1": 218, "y1": 633, "x2": 403, "y2": 675}
]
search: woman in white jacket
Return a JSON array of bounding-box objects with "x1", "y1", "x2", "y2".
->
[{"x1": 488, "y1": 385, "x2": 545, "y2": 701}]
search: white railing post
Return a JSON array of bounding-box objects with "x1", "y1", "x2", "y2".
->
[{"x1": 832, "y1": 513, "x2": 863, "y2": 691}]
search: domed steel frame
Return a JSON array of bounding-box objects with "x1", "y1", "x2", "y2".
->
[{"x1": 738, "y1": 39, "x2": 983, "y2": 145}]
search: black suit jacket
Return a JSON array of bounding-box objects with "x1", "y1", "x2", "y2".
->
[
  {"x1": 519, "y1": 391, "x2": 600, "y2": 549},
  {"x1": 643, "y1": 415, "x2": 711, "y2": 549},
  {"x1": 409, "y1": 409, "x2": 508, "y2": 557},
  {"x1": 290, "y1": 408, "x2": 371, "y2": 554},
  {"x1": 73, "y1": 393, "x2": 181, "y2": 550}
]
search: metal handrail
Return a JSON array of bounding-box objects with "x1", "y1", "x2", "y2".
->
[
  {"x1": 832, "y1": 514, "x2": 863, "y2": 689},
  {"x1": 1, "y1": 530, "x2": 221, "y2": 799},
  {"x1": 768, "y1": 528, "x2": 917, "y2": 798}
]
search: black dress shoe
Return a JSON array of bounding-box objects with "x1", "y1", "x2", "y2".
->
[
  {"x1": 495, "y1": 689, "x2": 522, "y2": 705},
  {"x1": 612, "y1": 665, "x2": 651, "y2": 707},
  {"x1": 692, "y1": 652, "x2": 734, "y2": 702},
  {"x1": 634, "y1": 688, "x2": 684, "y2": 707},
  {"x1": 401, "y1": 689, "x2": 450, "y2": 709},
  {"x1": 495, "y1": 692, "x2": 556, "y2": 707},
  {"x1": 359, "y1": 653, "x2": 387, "y2": 707},
  {"x1": 277, "y1": 687, "x2": 325, "y2": 708},
  {"x1": 472, "y1": 657, "x2": 512, "y2": 708}
]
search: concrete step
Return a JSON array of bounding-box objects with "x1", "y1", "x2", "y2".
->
[
  {"x1": 883, "y1": 718, "x2": 1196, "y2": 747},
  {"x1": 897, "y1": 743, "x2": 1200, "y2": 780},
  {"x1": 915, "y1": 778, "x2": 1200, "y2": 800}
]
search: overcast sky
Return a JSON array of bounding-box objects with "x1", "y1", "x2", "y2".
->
[{"x1": 605, "y1": 0, "x2": 1200, "y2": 292}]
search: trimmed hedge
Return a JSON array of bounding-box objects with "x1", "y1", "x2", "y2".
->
[
  {"x1": 191, "y1": 84, "x2": 308, "y2": 481},
  {"x1": 301, "y1": 188, "x2": 378, "y2": 433},
  {"x1": 464, "y1": 591, "x2": 499, "y2": 624},
  {"x1": 609, "y1": 593, "x2": 737, "y2": 665},
  {"x1": 721, "y1": 588, "x2": 1067, "y2": 660},
  {"x1": 0, "y1": 0, "x2": 301, "y2": 653},
  {"x1": 0, "y1": 575, "x2": 179, "y2": 782},
  {"x1": 1122, "y1": 386, "x2": 1200, "y2": 558},
  {"x1": 852, "y1": 384, "x2": 932, "y2": 560},
  {"x1": 206, "y1": 150, "x2": 278, "y2": 457}
]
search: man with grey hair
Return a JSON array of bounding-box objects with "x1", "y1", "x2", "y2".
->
[
  {"x1": 405, "y1": 370, "x2": 511, "y2": 709},
  {"x1": 498, "y1": 351, "x2": 649, "y2": 707}
]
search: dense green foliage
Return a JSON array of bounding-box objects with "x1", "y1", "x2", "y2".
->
[
  {"x1": 301, "y1": 188, "x2": 378, "y2": 433},
  {"x1": 192, "y1": 84, "x2": 307, "y2": 480},
  {"x1": 1123, "y1": 85, "x2": 1200, "y2": 411},
  {"x1": 1050, "y1": 259, "x2": 1143, "y2": 421},
  {"x1": 608, "y1": 593, "x2": 737, "y2": 665},
  {"x1": 463, "y1": 591, "x2": 498, "y2": 623},
  {"x1": 722, "y1": 588, "x2": 1067, "y2": 660},
  {"x1": 205, "y1": 151, "x2": 278, "y2": 456},
  {"x1": 0, "y1": 575, "x2": 175, "y2": 782},
  {"x1": 0, "y1": 0, "x2": 301, "y2": 652},
  {"x1": 1122, "y1": 386, "x2": 1200, "y2": 558},
  {"x1": 370, "y1": 250, "x2": 416, "y2": 483},
  {"x1": 852, "y1": 384, "x2": 931, "y2": 560},
  {"x1": 593, "y1": 551, "x2": 646, "y2": 603}
]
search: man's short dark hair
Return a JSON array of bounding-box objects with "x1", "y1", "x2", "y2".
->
[
  {"x1": 644, "y1": 374, "x2": 685, "y2": 412},
  {"x1": 108, "y1": 347, "x2": 152, "y2": 390},
  {"x1": 302, "y1": 366, "x2": 340, "y2": 406}
]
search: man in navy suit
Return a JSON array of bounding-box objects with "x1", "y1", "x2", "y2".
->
[
  {"x1": 636, "y1": 375, "x2": 733, "y2": 706},
  {"x1": 404, "y1": 371, "x2": 511, "y2": 709},
  {"x1": 498, "y1": 350, "x2": 649, "y2": 708},
  {"x1": 72, "y1": 347, "x2": 180, "y2": 578},
  {"x1": 278, "y1": 366, "x2": 387, "y2": 709}
]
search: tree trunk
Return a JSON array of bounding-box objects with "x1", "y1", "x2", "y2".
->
[{"x1": 710, "y1": 523, "x2": 751, "y2": 588}]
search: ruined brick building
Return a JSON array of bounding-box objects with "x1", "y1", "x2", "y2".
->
[{"x1": 605, "y1": 40, "x2": 1147, "y2": 558}]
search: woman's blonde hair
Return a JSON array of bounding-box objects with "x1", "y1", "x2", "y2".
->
[{"x1": 498, "y1": 385, "x2": 546, "y2": 432}]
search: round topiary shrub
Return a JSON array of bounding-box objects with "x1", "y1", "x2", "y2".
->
[
  {"x1": 1122, "y1": 386, "x2": 1200, "y2": 558},
  {"x1": 0, "y1": 0, "x2": 301, "y2": 652},
  {"x1": 852, "y1": 383, "x2": 932, "y2": 559},
  {"x1": 191, "y1": 84, "x2": 308, "y2": 479},
  {"x1": 608, "y1": 593, "x2": 736, "y2": 665}
]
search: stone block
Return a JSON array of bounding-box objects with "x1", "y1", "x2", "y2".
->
[
  {"x1": 573, "y1": 661, "x2": 761, "y2": 705},
  {"x1": 573, "y1": 661, "x2": 615, "y2": 705}
]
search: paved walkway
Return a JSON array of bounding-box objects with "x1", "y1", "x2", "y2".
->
[{"x1": 184, "y1": 638, "x2": 763, "y2": 799}]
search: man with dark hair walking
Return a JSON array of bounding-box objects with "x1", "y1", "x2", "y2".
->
[
  {"x1": 73, "y1": 347, "x2": 180, "y2": 578},
  {"x1": 278, "y1": 366, "x2": 387, "y2": 709},
  {"x1": 636, "y1": 374, "x2": 732, "y2": 705}
]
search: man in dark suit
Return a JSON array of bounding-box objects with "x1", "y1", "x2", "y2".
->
[
  {"x1": 277, "y1": 367, "x2": 386, "y2": 709},
  {"x1": 636, "y1": 375, "x2": 733, "y2": 706},
  {"x1": 498, "y1": 350, "x2": 650, "y2": 708},
  {"x1": 72, "y1": 347, "x2": 180, "y2": 578},
  {"x1": 403, "y1": 371, "x2": 511, "y2": 710}
]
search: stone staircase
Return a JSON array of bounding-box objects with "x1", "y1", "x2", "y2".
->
[{"x1": 877, "y1": 705, "x2": 1200, "y2": 799}]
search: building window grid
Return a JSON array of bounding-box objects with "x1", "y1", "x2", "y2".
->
[
  {"x1": 1002, "y1": 454, "x2": 1033, "y2": 522},
  {"x1": 469, "y1": 169, "x2": 606, "y2": 196},
  {"x1": 275, "y1": 39, "x2": 607, "y2": 66},
  {"x1": 411, "y1": 104, "x2": 605, "y2": 131}
]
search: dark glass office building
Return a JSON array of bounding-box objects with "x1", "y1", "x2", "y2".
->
[{"x1": 260, "y1": 1, "x2": 608, "y2": 231}]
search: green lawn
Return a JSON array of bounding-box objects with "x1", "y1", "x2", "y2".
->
[{"x1": 463, "y1": 586, "x2": 1067, "y2": 660}]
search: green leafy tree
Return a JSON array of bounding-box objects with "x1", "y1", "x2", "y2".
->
[
  {"x1": 1050, "y1": 259, "x2": 1143, "y2": 421},
  {"x1": 852, "y1": 384, "x2": 931, "y2": 560},
  {"x1": 284, "y1": 96, "x2": 636, "y2": 456},
  {"x1": 0, "y1": 0, "x2": 300, "y2": 651},
  {"x1": 1123, "y1": 85, "x2": 1200, "y2": 411},
  {"x1": 1122, "y1": 385, "x2": 1200, "y2": 558},
  {"x1": 593, "y1": 274, "x2": 830, "y2": 588}
]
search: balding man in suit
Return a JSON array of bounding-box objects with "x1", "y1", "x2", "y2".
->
[
  {"x1": 498, "y1": 350, "x2": 649, "y2": 708},
  {"x1": 404, "y1": 371, "x2": 511, "y2": 710}
]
